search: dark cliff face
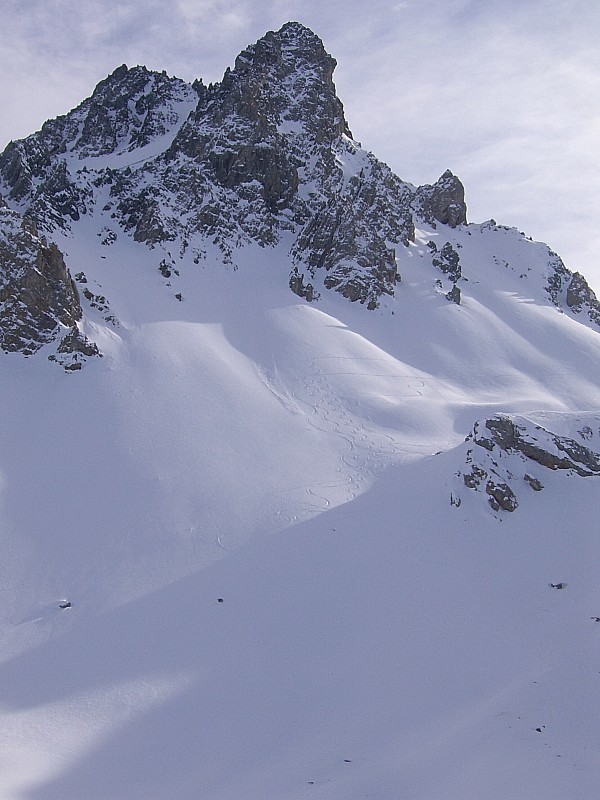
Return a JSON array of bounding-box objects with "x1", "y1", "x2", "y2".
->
[
  {"x1": 175, "y1": 21, "x2": 351, "y2": 163},
  {"x1": 0, "y1": 207, "x2": 81, "y2": 355}
]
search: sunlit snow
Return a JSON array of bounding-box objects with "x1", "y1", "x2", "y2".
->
[{"x1": 1, "y1": 204, "x2": 599, "y2": 799}]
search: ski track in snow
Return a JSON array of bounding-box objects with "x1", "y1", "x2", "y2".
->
[{"x1": 260, "y1": 351, "x2": 437, "y2": 528}]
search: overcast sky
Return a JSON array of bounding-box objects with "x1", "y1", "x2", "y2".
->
[{"x1": 2, "y1": 0, "x2": 599, "y2": 290}]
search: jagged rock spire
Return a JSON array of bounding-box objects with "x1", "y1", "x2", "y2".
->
[
  {"x1": 174, "y1": 21, "x2": 351, "y2": 162},
  {"x1": 225, "y1": 20, "x2": 350, "y2": 138},
  {"x1": 414, "y1": 170, "x2": 467, "y2": 228}
]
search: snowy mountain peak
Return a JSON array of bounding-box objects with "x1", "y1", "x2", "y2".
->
[
  {"x1": 172, "y1": 21, "x2": 350, "y2": 171},
  {"x1": 227, "y1": 21, "x2": 350, "y2": 138}
]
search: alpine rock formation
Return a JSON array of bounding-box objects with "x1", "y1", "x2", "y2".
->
[{"x1": 0, "y1": 22, "x2": 599, "y2": 800}]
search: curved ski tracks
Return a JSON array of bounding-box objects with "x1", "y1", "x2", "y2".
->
[{"x1": 260, "y1": 353, "x2": 438, "y2": 529}]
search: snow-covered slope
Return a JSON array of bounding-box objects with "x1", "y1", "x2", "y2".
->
[{"x1": 0, "y1": 21, "x2": 599, "y2": 800}]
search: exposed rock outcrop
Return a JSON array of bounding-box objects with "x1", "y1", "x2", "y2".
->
[
  {"x1": 445, "y1": 284, "x2": 461, "y2": 304},
  {"x1": 413, "y1": 170, "x2": 467, "y2": 228},
  {"x1": 432, "y1": 242, "x2": 461, "y2": 283},
  {"x1": 0, "y1": 207, "x2": 82, "y2": 355},
  {"x1": 48, "y1": 326, "x2": 101, "y2": 370},
  {"x1": 477, "y1": 414, "x2": 600, "y2": 477},
  {"x1": 546, "y1": 253, "x2": 600, "y2": 329},
  {"x1": 566, "y1": 271, "x2": 600, "y2": 325},
  {"x1": 457, "y1": 413, "x2": 600, "y2": 514},
  {"x1": 289, "y1": 267, "x2": 317, "y2": 301}
]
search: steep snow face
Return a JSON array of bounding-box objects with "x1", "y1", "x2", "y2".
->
[{"x1": 0, "y1": 20, "x2": 599, "y2": 800}]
